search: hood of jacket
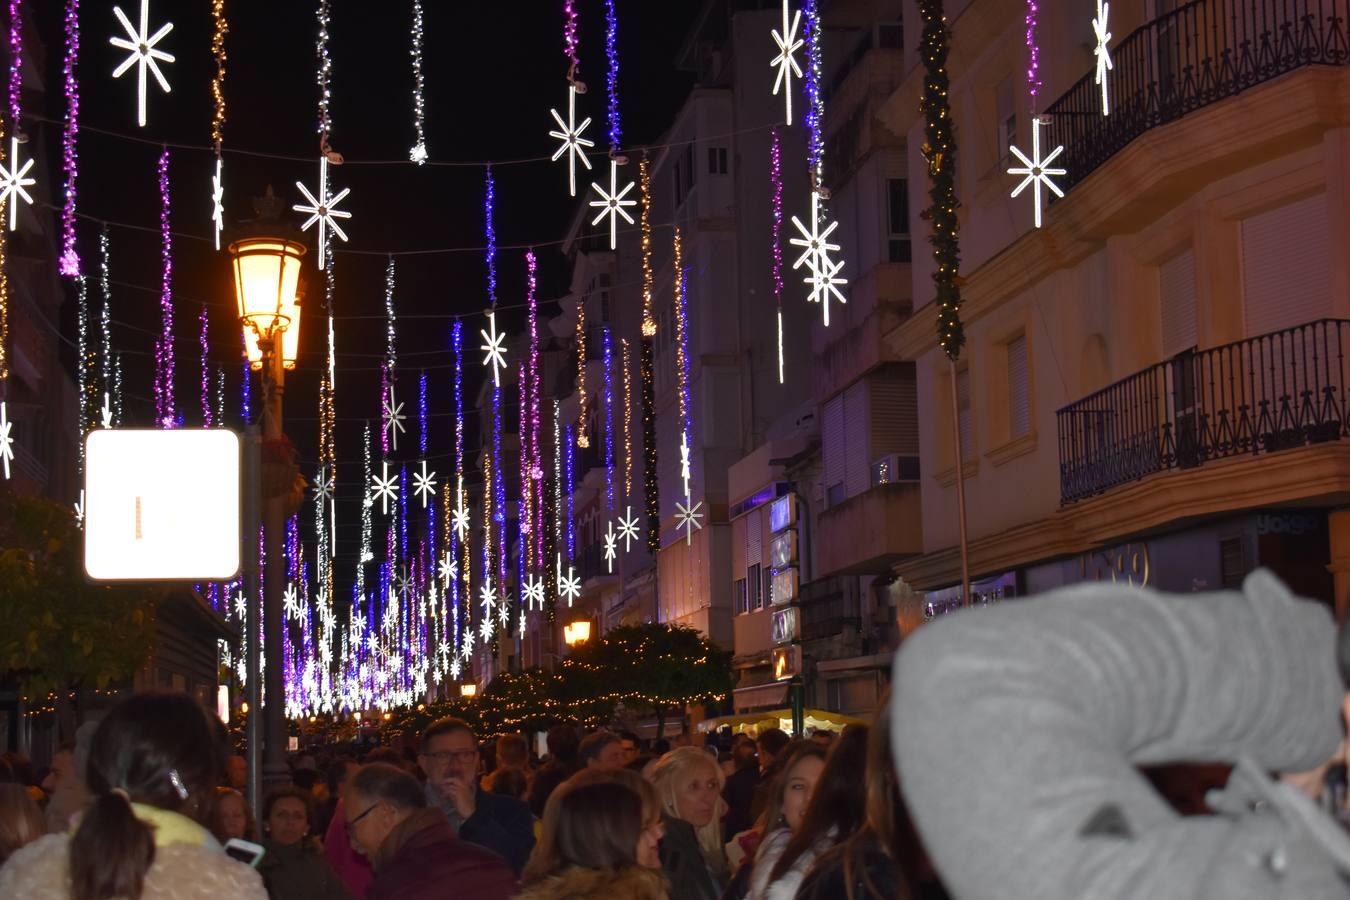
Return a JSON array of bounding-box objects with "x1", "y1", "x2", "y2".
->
[
  {"x1": 516, "y1": 864, "x2": 668, "y2": 900},
  {"x1": 370, "y1": 806, "x2": 447, "y2": 872}
]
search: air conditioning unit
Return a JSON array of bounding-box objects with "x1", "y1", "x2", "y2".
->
[{"x1": 871, "y1": 454, "x2": 920, "y2": 486}]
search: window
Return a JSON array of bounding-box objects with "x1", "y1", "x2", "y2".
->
[
  {"x1": 1007, "y1": 335, "x2": 1030, "y2": 439},
  {"x1": 877, "y1": 21, "x2": 903, "y2": 48},
  {"x1": 995, "y1": 77, "x2": 1015, "y2": 166},
  {"x1": 735, "y1": 578, "x2": 748, "y2": 615},
  {"x1": 957, "y1": 368, "x2": 973, "y2": 461},
  {"x1": 763, "y1": 567, "x2": 774, "y2": 607},
  {"x1": 887, "y1": 179, "x2": 910, "y2": 263},
  {"x1": 1160, "y1": 248, "x2": 1197, "y2": 357},
  {"x1": 708, "y1": 147, "x2": 728, "y2": 175},
  {"x1": 748, "y1": 564, "x2": 763, "y2": 610}
]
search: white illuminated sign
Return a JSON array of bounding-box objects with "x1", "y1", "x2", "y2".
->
[{"x1": 84, "y1": 429, "x2": 241, "y2": 581}]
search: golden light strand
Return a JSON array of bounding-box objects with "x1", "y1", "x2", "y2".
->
[
  {"x1": 209, "y1": 0, "x2": 228, "y2": 152},
  {"x1": 639, "y1": 157, "x2": 656, "y2": 337},
  {"x1": 621, "y1": 337, "x2": 633, "y2": 499},
  {"x1": 575, "y1": 301, "x2": 589, "y2": 449},
  {"x1": 672, "y1": 226, "x2": 687, "y2": 425}
]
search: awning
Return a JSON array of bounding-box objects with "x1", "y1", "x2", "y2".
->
[
  {"x1": 732, "y1": 681, "x2": 789, "y2": 712},
  {"x1": 697, "y1": 707, "x2": 866, "y2": 738}
]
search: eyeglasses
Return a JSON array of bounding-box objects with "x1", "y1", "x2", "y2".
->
[
  {"x1": 347, "y1": 802, "x2": 378, "y2": 829},
  {"x1": 421, "y1": 749, "x2": 479, "y2": 765}
]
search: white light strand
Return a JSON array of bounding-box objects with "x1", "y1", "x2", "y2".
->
[{"x1": 409, "y1": 0, "x2": 427, "y2": 164}]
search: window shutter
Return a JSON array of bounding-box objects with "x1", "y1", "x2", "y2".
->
[
  {"x1": 823, "y1": 394, "x2": 845, "y2": 500},
  {"x1": 870, "y1": 366, "x2": 918, "y2": 457},
  {"x1": 1160, "y1": 247, "x2": 1197, "y2": 357},
  {"x1": 746, "y1": 508, "x2": 762, "y2": 569},
  {"x1": 957, "y1": 368, "x2": 973, "y2": 461},
  {"x1": 845, "y1": 380, "x2": 870, "y2": 499},
  {"x1": 1008, "y1": 335, "x2": 1030, "y2": 438},
  {"x1": 1241, "y1": 194, "x2": 1329, "y2": 337}
]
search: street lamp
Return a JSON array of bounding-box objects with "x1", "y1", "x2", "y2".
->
[
  {"x1": 229, "y1": 200, "x2": 306, "y2": 803},
  {"x1": 460, "y1": 683, "x2": 478, "y2": 699},
  {"x1": 563, "y1": 620, "x2": 592, "y2": 646}
]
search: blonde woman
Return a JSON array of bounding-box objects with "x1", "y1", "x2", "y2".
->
[
  {"x1": 0, "y1": 783, "x2": 45, "y2": 865},
  {"x1": 650, "y1": 747, "x2": 727, "y2": 900}
]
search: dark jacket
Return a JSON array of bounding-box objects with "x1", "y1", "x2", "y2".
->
[
  {"x1": 367, "y1": 807, "x2": 518, "y2": 900},
  {"x1": 459, "y1": 786, "x2": 537, "y2": 876},
  {"x1": 516, "y1": 864, "x2": 668, "y2": 900},
  {"x1": 795, "y1": 834, "x2": 949, "y2": 900},
  {"x1": 720, "y1": 765, "x2": 760, "y2": 841},
  {"x1": 659, "y1": 814, "x2": 720, "y2": 900},
  {"x1": 258, "y1": 838, "x2": 353, "y2": 900}
]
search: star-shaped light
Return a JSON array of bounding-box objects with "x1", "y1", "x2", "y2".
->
[
  {"x1": 557, "y1": 554, "x2": 582, "y2": 607},
  {"x1": 74, "y1": 491, "x2": 85, "y2": 528},
  {"x1": 438, "y1": 552, "x2": 459, "y2": 588},
  {"x1": 0, "y1": 401, "x2": 13, "y2": 480},
  {"x1": 480, "y1": 310, "x2": 508, "y2": 387},
  {"x1": 211, "y1": 158, "x2": 225, "y2": 251},
  {"x1": 101, "y1": 393, "x2": 113, "y2": 428},
  {"x1": 522, "y1": 574, "x2": 545, "y2": 610},
  {"x1": 804, "y1": 255, "x2": 848, "y2": 327},
  {"x1": 1008, "y1": 116, "x2": 1066, "y2": 229},
  {"x1": 770, "y1": 0, "x2": 804, "y2": 125},
  {"x1": 233, "y1": 590, "x2": 247, "y2": 622},
  {"x1": 283, "y1": 583, "x2": 302, "y2": 621},
  {"x1": 1093, "y1": 0, "x2": 1113, "y2": 116},
  {"x1": 0, "y1": 136, "x2": 36, "y2": 232},
  {"x1": 679, "y1": 431, "x2": 692, "y2": 498},
  {"x1": 382, "y1": 385, "x2": 406, "y2": 451},
  {"x1": 617, "y1": 506, "x2": 640, "y2": 552},
  {"x1": 479, "y1": 582, "x2": 497, "y2": 617},
  {"x1": 480, "y1": 616, "x2": 495, "y2": 642},
  {"x1": 461, "y1": 626, "x2": 475, "y2": 658},
  {"x1": 603, "y1": 521, "x2": 618, "y2": 573},
  {"x1": 451, "y1": 505, "x2": 470, "y2": 540},
  {"x1": 394, "y1": 567, "x2": 413, "y2": 600},
  {"x1": 413, "y1": 459, "x2": 438, "y2": 508},
  {"x1": 351, "y1": 609, "x2": 367, "y2": 639},
  {"x1": 676, "y1": 495, "x2": 705, "y2": 545},
  {"x1": 549, "y1": 85, "x2": 595, "y2": 197},
  {"x1": 790, "y1": 190, "x2": 848, "y2": 325},
  {"x1": 110, "y1": 1, "x2": 174, "y2": 128},
  {"x1": 588, "y1": 159, "x2": 637, "y2": 250},
  {"x1": 449, "y1": 656, "x2": 462, "y2": 680},
  {"x1": 294, "y1": 156, "x2": 352, "y2": 269},
  {"x1": 371, "y1": 461, "x2": 399, "y2": 515},
  {"x1": 313, "y1": 467, "x2": 334, "y2": 503}
]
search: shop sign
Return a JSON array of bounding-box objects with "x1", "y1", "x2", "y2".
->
[
  {"x1": 1079, "y1": 542, "x2": 1150, "y2": 587},
  {"x1": 770, "y1": 494, "x2": 796, "y2": 533},
  {"x1": 771, "y1": 607, "x2": 799, "y2": 644},
  {"x1": 770, "y1": 566, "x2": 798, "y2": 605},
  {"x1": 772, "y1": 645, "x2": 802, "y2": 681},
  {"x1": 769, "y1": 531, "x2": 796, "y2": 569}
]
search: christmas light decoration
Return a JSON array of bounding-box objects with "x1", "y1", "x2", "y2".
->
[
  {"x1": 1093, "y1": 0, "x2": 1112, "y2": 116},
  {"x1": 1007, "y1": 116, "x2": 1064, "y2": 229},
  {"x1": 0, "y1": 135, "x2": 33, "y2": 232},
  {"x1": 552, "y1": 399, "x2": 563, "y2": 550},
  {"x1": 526, "y1": 251, "x2": 544, "y2": 566},
  {"x1": 154, "y1": 147, "x2": 175, "y2": 428},
  {"x1": 110, "y1": 0, "x2": 174, "y2": 128},
  {"x1": 452, "y1": 505, "x2": 469, "y2": 541},
  {"x1": 549, "y1": 86, "x2": 594, "y2": 197},
  {"x1": 564, "y1": 424, "x2": 575, "y2": 558},
  {"x1": 639, "y1": 157, "x2": 656, "y2": 336},
  {"x1": 199, "y1": 306, "x2": 212, "y2": 426},
  {"x1": 620, "y1": 337, "x2": 633, "y2": 498},
  {"x1": 603, "y1": 0, "x2": 621, "y2": 151},
  {"x1": 564, "y1": 0, "x2": 580, "y2": 77},
  {"x1": 372, "y1": 461, "x2": 399, "y2": 515},
  {"x1": 76, "y1": 275, "x2": 91, "y2": 476},
  {"x1": 479, "y1": 310, "x2": 507, "y2": 388},
  {"x1": 211, "y1": 158, "x2": 225, "y2": 252},
  {"x1": 602, "y1": 326, "x2": 615, "y2": 514},
  {"x1": 383, "y1": 387, "x2": 406, "y2": 453},
  {"x1": 0, "y1": 402, "x2": 11, "y2": 479},
  {"x1": 408, "y1": 0, "x2": 427, "y2": 164},
  {"x1": 770, "y1": 0, "x2": 803, "y2": 126},
  {"x1": 919, "y1": 0, "x2": 964, "y2": 359},
  {"x1": 672, "y1": 227, "x2": 693, "y2": 498},
  {"x1": 484, "y1": 167, "x2": 497, "y2": 305},
  {"x1": 209, "y1": 0, "x2": 226, "y2": 249},
  {"x1": 315, "y1": 0, "x2": 332, "y2": 142},
  {"x1": 319, "y1": 309, "x2": 336, "y2": 558},
  {"x1": 589, "y1": 159, "x2": 636, "y2": 250},
  {"x1": 640, "y1": 329, "x2": 658, "y2": 552},
  {"x1": 603, "y1": 521, "x2": 617, "y2": 572},
  {"x1": 790, "y1": 183, "x2": 847, "y2": 326},
  {"x1": 59, "y1": 0, "x2": 81, "y2": 275},
  {"x1": 675, "y1": 496, "x2": 704, "y2": 545},
  {"x1": 802, "y1": 0, "x2": 824, "y2": 183},
  {"x1": 557, "y1": 554, "x2": 581, "y2": 606},
  {"x1": 294, "y1": 156, "x2": 350, "y2": 269},
  {"x1": 523, "y1": 573, "x2": 544, "y2": 610},
  {"x1": 359, "y1": 422, "x2": 374, "y2": 578},
  {"x1": 770, "y1": 128, "x2": 785, "y2": 382},
  {"x1": 414, "y1": 460, "x2": 437, "y2": 509},
  {"x1": 574, "y1": 302, "x2": 589, "y2": 448},
  {"x1": 1025, "y1": 0, "x2": 1041, "y2": 105},
  {"x1": 98, "y1": 226, "x2": 111, "y2": 394}
]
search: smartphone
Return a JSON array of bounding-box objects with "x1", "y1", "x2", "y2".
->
[{"x1": 223, "y1": 838, "x2": 266, "y2": 868}]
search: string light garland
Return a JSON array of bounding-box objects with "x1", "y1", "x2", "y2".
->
[
  {"x1": 526, "y1": 250, "x2": 544, "y2": 567},
  {"x1": 315, "y1": 0, "x2": 332, "y2": 145},
  {"x1": 384, "y1": 255, "x2": 397, "y2": 374},
  {"x1": 1025, "y1": 0, "x2": 1041, "y2": 106},
  {"x1": 239, "y1": 336, "x2": 249, "y2": 424},
  {"x1": 602, "y1": 326, "x2": 615, "y2": 516},
  {"x1": 603, "y1": 0, "x2": 621, "y2": 152},
  {"x1": 640, "y1": 322, "x2": 658, "y2": 552},
  {"x1": 620, "y1": 337, "x2": 633, "y2": 500},
  {"x1": 770, "y1": 127, "x2": 785, "y2": 383},
  {"x1": 59, "y1": 0, "x2": 81, "y2": 275},
  {"x1": 1, "y1": 0, "x2": 34, "y2": 233},
  {"x1": 358, "y1": 423, "x2": 374, "y2": 597},
  {"x1": 672, "y1": 227, "x2": 692, "y2": 496},
  {"x1": 564, "y1": 423, "x2": 575, "y2": 559},
  {"x1": 199, "y1": 306, "x2": 211, "y2": 426},
  {"x1": 109, "y1": 0, "x2": 174, "y2": 128},
  {"x1": 408, "y1": 0, "x2": 427, "y2": 164},
  {"x1": 154, "y1": 147, "x2": 176, "y2": 427},
  {"x1": 76, "y1": 275, "x2": 93, "y2": 476},
  {"x1": 802, "y1": 0, "x2": 824, "y2": 186},
  {"x1": 574, "y1": 300, "x2": 588, "y2": 448},
  {"x1": 918, "y1": 0, "x2": 964, "y2": 359},
  {"x1": 209, "y1": 0, "x2": 227, "y2": 249},
  {"x1": 564, "y1": 0, "x2": 580, "y2": 80},
  {"x1": 1006, "y1": 0, "x2": 1063, "y2": 228},
  {"x1": 639, "y1": 157, "x2": 656, "y2": 336},
  {"x1": 99, "y1": 226, "x2": 112, "y2": 416}
]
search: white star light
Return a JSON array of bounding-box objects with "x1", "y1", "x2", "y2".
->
[
  {"x1": 313, "y1": 467, "x2": 334, "y2": 502},
  {"x1": 449, "y1": 657, "x2": 462, "y2": 680},
  {"x1": 549, "y1": 85, "x2": 595, "y2": 197},
  {"x1": 0, "y1": 401, "x2": 13, "y2": 480},
  {"x1": 588, "y1": 159, "x2": 637, "y2": 250},
  {"x1": 413, "y1": 459, "x2": 437, "y2": 508},
  {"x1": 480, "y1": 582, "x2": 497, "y2": 617},
  {"x1": 480, "y1": 310, "x2": 508, "y2": 388},
  {"x1": 451, "y1": 505, "x2": 470, "y2": 540},
  {"x1": 233, "y1": 591, "x2": 247, "y2": 621},
  {"x1": 101, "y1": 393, "x2": 113, "y2": 428},
  {"x1": 283, "y1": 584, "x2": 302, "y2": 621},
  {"x1": 211, "y1": 157, "x2": 225, "y2": 250},
  {"x1": 522, "y1": 574, "x2": 545, "y2": 610},
  {"x1": 557, "y1": 554, "x2": 582, "y2": 607},
  {"x1": 789, "y1": 190, "x2": 848, "y2": 326},
  {"x1": 770, "y1": 0, "x2": 804, "y2": 125},
  {"x1": 1008, "y1": 116, "x2": 1066, "y2": 229},
  {"x1": 1093, "y1": 0, "x2": 1113, "y2": 116},
  {"x1": 382, "y1": 385, "x2": 406, "y2": 451},
  {"x1": 479, "y1": 616, "x2": 494, "y2": 642},
  {"x1": 679, "y1": 432, "x2": 692, "y2": 498},
  {"x1": 395, "y1": 567, "x2": 413, "y2": 600},
  {"x1": 676, "y1": 495, "x2": 705, "y2": 546},
  {"x1": 617, "y1": 506, "x2": 640, "y2": 552},
  {"x1": 74, "y1": 491, "x2": 85, "y2": 528},
  {"x1": 371, "y1": 461, "x2": 399, "y2": 515},
  {"x1": 0, "y1": 136, "x2": 36, "y2": 232},
  {"x1": 110, "y1": 1, "x2": 174, "y2": 128},
  {"x1": 438, "y1": 552, "x2": 458, "y2": 588},
  {"x1": 294, "y1": 156, "x2": 352, "y2": 269},
  {"x1": 603, "y1": 521, "x2": 618, "y2": 573}
]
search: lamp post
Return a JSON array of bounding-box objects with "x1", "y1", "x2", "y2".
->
[{"x1": 229, "y1": 196, "x2": 306, "y2": 800}]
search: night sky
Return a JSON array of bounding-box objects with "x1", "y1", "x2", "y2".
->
[{"x1": 29, "y1": 1, "x2": 701, "y2": 571}]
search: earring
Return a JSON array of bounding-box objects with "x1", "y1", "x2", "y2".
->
[{"x1": 168, "y1": 769, "x2": 189, "y2": 801}]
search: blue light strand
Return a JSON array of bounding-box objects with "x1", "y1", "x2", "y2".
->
[
  {"x1": 602, "y1": 326, "x2": 615, "y2": 514},
  {"x1": 418, "y1": 370, "x2": 428, "y2": 456},
  {"x1": 803, "y1": 0, "x2": 824, "y2": 185},
  {"x1": 604, "y1": 0, "x2": 621, "y2": 151},
  {"x1": 240, "y1": 335, "x2": 251, "y2": 424},
  {"x1": 564, "y1": 423, "x2": 575, "y2": 559},
  {"x1": 485, "y1": 167, "x2": 498, "y2": 308},
  {"x1": 451, "y1": 321, "x2": 464, "y2": 654}
]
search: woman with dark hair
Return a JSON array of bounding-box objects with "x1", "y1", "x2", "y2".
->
[
  {"x1": 797, "y1": 693, "x2": 949, "y2": 900},
  {"x1": 0, "y1": 692, "x2": 267, "y2": 900},
  {"x1": 518, "y1": 772, "x2": 668, "y2": 899},
  {"x1": 258, "y1": 786, "x2": 352, "y2": 900},
  {"x1": 746, "y1": 724, "x2": 869, "y2": 900},
  {"x1": 723, "y1": 742, "x2": 826, "y2": 899}
]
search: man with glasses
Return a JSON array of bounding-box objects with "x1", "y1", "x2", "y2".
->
[{"x1": 417, "y1": 717, "x2": 535, "y2": 875}]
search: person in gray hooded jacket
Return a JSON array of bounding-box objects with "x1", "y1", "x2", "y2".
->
[{"x1": 892, "y1": 569, "x2": 1350, "y2": 900}]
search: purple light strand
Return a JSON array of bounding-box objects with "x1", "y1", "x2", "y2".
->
[
  {"x1": 199, "y1": 306, "x2": 211, "y2": 426},
  {"x1": 451, "y1": 321, "x2": 463, "y2": 652},
  {"x1": 526, "y1": 250, "x2": 543, "y2": 566},
  {"x1": 563, "y1": 0, "x2": 579, "y2": 74},
  {"x1": 770, "y1": 128, "x2": 785, "y2": 384},
  {"x1": 485, "y1": 167, "x2": 497, "y2": 307},
  {"x1": 564, "y1": 424, "x2": 575, "y2": 559},
  {"x1": 1025, "y1": 0, "x2": 1041, "y2": 106},
  {"x1": 803, "y1": 0, "x2": 824, "y2": 184},
  {"x1": 59, "y1": 0, "x2": 80, "y2": 276},
  {"x1": 7, "y1": 0, "x2": 21, "y2": 130},
  {"x1": 155, "y1": 148, "x2": 176, "y2": 428},
  {"x1": 604, "y1": 0, "x2": 620, "y2": 151},
  {"x1": 602, "y1": 326, "x2": 614, "y2": 514},
  {"x1": 240, "y1": 334, "x2": 251, "y2": 424}
]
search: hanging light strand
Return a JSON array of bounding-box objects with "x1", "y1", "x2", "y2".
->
[
  {"x1": 8, "y1": 0, "x2": 22, "y2": 133},
  {"x1": 602, "y1": 326, "x2": 614, "y2": 515},
  {"x1": 639, "y1": 156, "x2": 655, "y2": 335},
  {"x1": 770, "y1": 127, "x2": 785, "y2": 384},
  {"x1": 59, "y1": 0, "x2": 81, "y2": 276},
  {"x1": 75, "y1": 274, "x2": 90, "y2": 475},
  {"x1": 154, "y1": 147, "x2": 176, "y2": 427},
  {"x1": 563, "y1": 0, "x2": 580, "y2": 78},
  {"x1": 98, "y1": 226, "x2": 112, "y2": 413},
  {"x1": 621, "y1": 337, "x2": 633, "y2": 500},
  {"x1": 315, "y1": 0, "x2": 332, "y2": 143},
  {"x1": 408, "y1": 0, "x2": 427, "y2": 163},
  {"x1": 575, "y1": 302, "x2": 588, "y2": 448},
  {"x1": 199, "y1": 305, "x2": 211, "y2": 426},
  {"x1": 803, "y1": 0, "x2": 824, "y2": 187},
  {"x1": 603, "y1": 0, "x2": 621, "y2": 152},
  {"x1": 526, "y1": 249, "x2": 544, "y2": 567}
]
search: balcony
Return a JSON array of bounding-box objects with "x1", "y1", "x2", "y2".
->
[
  {"x1": 1045, "y1": 0, "x2": 1350, "y2": 196},
  {"x1": 1058, "y1": 319, "x2": 1350, "y2": 504},
  {"x1": 816, "y1": 482, "x2": 922, "y2": 576},
  {"x1": 812, "y1": 262, "x2": 911, "y2": 401}
]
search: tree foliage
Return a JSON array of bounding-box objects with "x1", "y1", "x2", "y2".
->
[{"x1": 0, "y1": 491, "x2": 158, "y2": 699}]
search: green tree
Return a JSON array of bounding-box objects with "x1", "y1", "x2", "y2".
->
[
  {"x1": 564, "y1": 623, "x2": 733, "y2": 739},
  {"x1": 0, "y1": 491, "x2": 158, "y2": 739}
]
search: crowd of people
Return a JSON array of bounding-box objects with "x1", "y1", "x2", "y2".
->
[{"x1": 2, "y1": 572, "x2": 1350, "y2": 898}]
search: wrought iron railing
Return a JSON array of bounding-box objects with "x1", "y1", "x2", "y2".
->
[
  {"x1": 1045, "y1": 0, "x2": 1350, "y2": 194},
  {"x1": 1057, "y1": 319, "x2": 1350, "y2": 503}
]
